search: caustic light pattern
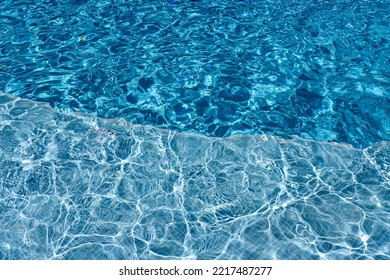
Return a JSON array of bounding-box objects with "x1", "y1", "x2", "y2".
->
[
  {"x1": 0, "y1": 0, "x2": 389, "y2": 260},
  {"x1": 0, "y1": 93, "x2": 389, "y2": 260}
]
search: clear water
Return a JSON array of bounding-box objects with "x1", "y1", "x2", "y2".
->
[
  {"x1": 1, "y1": 0, "x2": 389, "y2": 147},
  {"x1": 0, "y1": 0, "x2": 389, "y2": 260}
]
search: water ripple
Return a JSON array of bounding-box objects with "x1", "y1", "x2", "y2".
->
[
  {"x1": 0, "y1": 92, "x2": 388, "y2": 260},
  {"x1": 0, "y1": 0, "x2": 389, "y2": 147}
]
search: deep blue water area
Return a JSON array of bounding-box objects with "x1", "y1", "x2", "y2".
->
[
  {"x1": 0, "y1": 0, "x2": 389, "y2": 147},
  {"x1": 0, "y1": 0, "x2": 389, "y2": 260}
]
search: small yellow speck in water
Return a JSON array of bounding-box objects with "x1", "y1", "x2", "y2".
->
[{"x1": 78, "y1": 35, "x2": 86, "y2": 42}]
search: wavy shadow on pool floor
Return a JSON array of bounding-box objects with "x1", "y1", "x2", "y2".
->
[{"x1": 0, "y1": 92, "x2": 389, "y2": 260}]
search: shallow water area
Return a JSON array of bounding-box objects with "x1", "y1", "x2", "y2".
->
[{"x1": 0, "y1": 92, "x2": 389, "y2": 260}]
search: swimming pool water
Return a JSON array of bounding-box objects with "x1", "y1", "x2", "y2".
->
[
  {"x1": 0, "y1": 0, "x2": 389, "y2": 260},
  {"x1": 1, "y1": 0, "x2": 389, "y2": 147},
  {"x1": 0, "y1": 92, "x2": 389, "y2": 260}
]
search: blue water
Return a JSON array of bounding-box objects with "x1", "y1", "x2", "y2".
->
[
  {"x1": 0, "y1": 0, "x2": 389, "y2": 260},
  {"x1": 1, "y1": 0, "x2": 389, "y2": 147}
]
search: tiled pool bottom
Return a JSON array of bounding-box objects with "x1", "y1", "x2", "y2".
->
[{"x1": 0, "y1": 92, "x2": 389, "y2": 260}]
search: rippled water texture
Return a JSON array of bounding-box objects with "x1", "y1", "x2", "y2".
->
[
  {"x1": 0, "y1": 0, "x2": 389, "y2": 147},
  {"x1": 0, "y1": 92, "x2": 389, "y2": 260},
  {"x1": 0, "y1": 0, "x2": 390, "y2": 261}
]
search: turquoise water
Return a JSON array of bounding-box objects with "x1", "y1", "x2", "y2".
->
[
  {"x1": 0, "y1": 0, "x2": 389, "y2": 260},
  {"x1": 1, "y1": 0, "x2": 389, "y2": 147}
]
